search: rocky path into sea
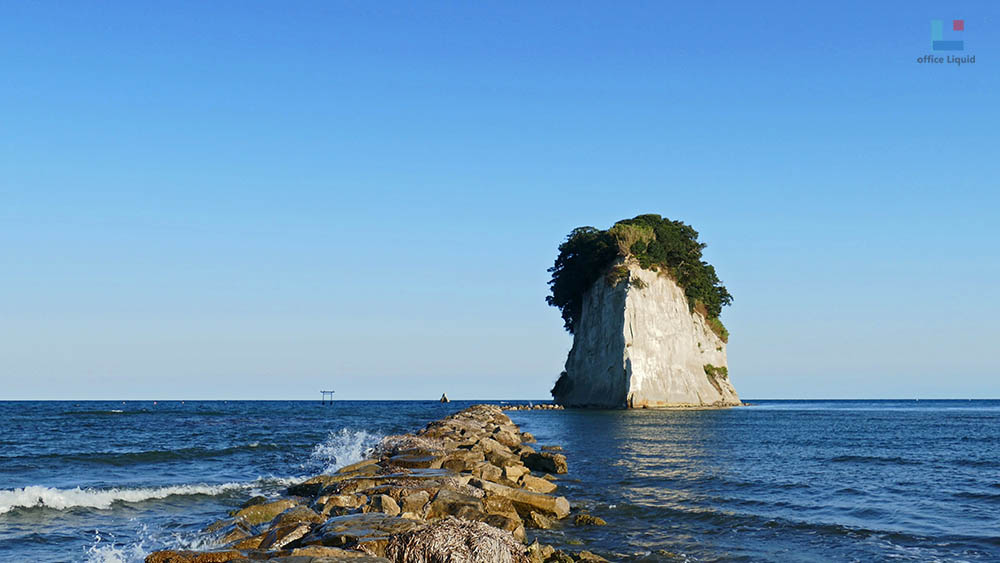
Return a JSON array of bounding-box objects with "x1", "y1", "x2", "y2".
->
[{"x1": 146, "y1": 404, "x2": 608, "y2": 563}]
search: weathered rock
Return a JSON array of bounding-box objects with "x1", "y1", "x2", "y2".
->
[
  {"x1": 400, "y1": 490, "x2": 430, "y2": 515},
  {"x1": 545, "y1": 551, "x2": 575, "y2": 563},
  {"x1": 219, "y1": 525, "x2": 251, "y2": 546},
  {"x1": 206, "y1": 518, "x2": 254, "y2": 545},
  {"x1": 493, "y1": 429, "x2": 521, "y2": 448},
  {"x1": 486, "y1": 449, "x2": 522, "y2": 469},
  {"x1": 577, "y1": 550, "x2": 610, "y2": 562},
  {"x1": 554, "y1": 258, "x2": 740, "y2": 408},
  {"x1": 239, "y1": 495, "x2": 269, "y2": 508},
  {"x1": 287, "y1": 475, "x2": 342, "y2": 497},
  {"x1": 273, "y1": 505, "x2": 324, "y2": 526},
  {"x1": 540, "y1": 445, "x2": 563, "y2": 452},
  {"x1": 257, "y1": 522, "x2": 312, "y2": 550},
  {"x1": 231, "y1": 533, "x2": 265, "y2": 550},
  {"x1": 366, "y1": 494, "x2": 400, "y2": 517},
  {"x1": 384, "y1": 517, "x2": 529, "y2": 563},
  {"x1": 482, "y1": 512, "x2": 526, "y2": 542},
  {"x1": 425, "y1": 488, "x2": 485, "y2": 520},
  {"x1": 144, "y1": 551, "x2": 244, "y2": 563},
  {"x1": 387, "y1": 451, "x2": 445, "y2": 470},
  {"x1": 319, "y1": 493, "x2": 367, "y2": 510},
  {"x1": 375, "y1": 435, "x2": 446, "y2": 458},
  {"x1": 503, "y1": 464, "x2": 529, "y2": 482},
  {"x1": 521, "y1": 474, "x2": 558, "y2": 494},
  {"x1": 470, "y1": 478, "x2": 570, "y2": 519},
  {"x1": 337, "y1": 458, "x2": 381, "y2": 475},
  {"x1": 233, "y1": 499, "x2": 298, "y2": 525},
  {"x1": 298, "y1": 513, "x2": 422, "y2": 549},
  {"x1": 528, "y1": 511, "x2": 555, "y2": 530},
  {"x1": 573, "y1": 513, "x2": 607, "y2": 526},
  {"x1": 438, "y1": 449, "x2": 485, "y2": 472},
  {"x1": 526, "y1": 540, "x2": 556, "y2": 563},
  {"x1": 521, "y1": 452, "x2": 568, "y2": 474},
  {"x1": 520, "y1": 432, "x2": 536, "y2": 443},
  {"x1": 472, "y1": 461, "x2": 504, "y2": 483}
]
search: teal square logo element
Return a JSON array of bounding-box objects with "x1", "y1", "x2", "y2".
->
[{"x1": 932, "y1": 19, "x2": 964, "y2": 51}]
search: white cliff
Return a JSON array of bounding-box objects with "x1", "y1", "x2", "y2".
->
[{"x1": 554, "y1": 260, "x2": 740, "y2": 408}]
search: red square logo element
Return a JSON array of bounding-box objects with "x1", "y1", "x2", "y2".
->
[{"x1": 953, "y1": 20, "x2": 964, "y2": 31}]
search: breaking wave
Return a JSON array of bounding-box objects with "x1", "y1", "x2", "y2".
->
[
  {"x1": 309, "y1": 428, "x2": 382, "y2": 473},
  {"x1": 0, "y1": 476, "x2": 298, "y2": 515}
]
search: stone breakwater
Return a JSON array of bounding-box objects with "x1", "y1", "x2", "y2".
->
[{"x1": 146, "y1": 405, "x2": 607, "y2": 563}]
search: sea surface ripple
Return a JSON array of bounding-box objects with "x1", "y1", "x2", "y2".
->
[{"x1": 1, "y1": 400, "x2": 998, "y2": 561}]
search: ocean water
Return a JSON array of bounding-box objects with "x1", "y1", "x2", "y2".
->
[{"x1": 0, "y1": 400, "x2": 998, "y2": 562}]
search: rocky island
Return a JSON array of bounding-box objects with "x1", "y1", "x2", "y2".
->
[
  {"x1": 145, "y1": 405, "x2": 606, "y2": 563},
  {"x1": 547, "y1": 215, "x2": 741, "y2": 408}
]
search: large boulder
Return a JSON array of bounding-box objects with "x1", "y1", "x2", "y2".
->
[
  {"x1": 424, "y1": 488, "x2": 485, "y2": 521},
  {"x1": 367, "y1": 494, "x2": 401, "y2": 517},
  {"x1": 299, "y1": 513, "x2": 423, "y2": 549},
  {"x1": 257, "y1": 522, "x2": 312, "y2": 550},
  {"x1": 233, "y1": 499, "x2": 298, "y2": 525},
  {"x1": 521, "y1": 475, "x2": 557, "y2": 494},
  {"x1": 520, "y1": 452, "x2": 568, "y2": 475},
  {"x1": 470, "y1": 479, "x2": 570, "y2": 519},
  {"x1": 273, "y1": 505, "x2": 325, "y2": 526}
]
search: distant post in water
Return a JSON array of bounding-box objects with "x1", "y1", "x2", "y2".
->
[{"x1": 320, "y1": 390, "x2": 335, "y2": 405}]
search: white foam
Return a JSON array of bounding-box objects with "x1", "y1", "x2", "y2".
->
[
  {"x1": 0, "y1": 482, "x2": 246, "y2": 514},
  {"x1": 85, "y1": 528, "x2": 149, "y2": 563},
  {"x1": 309, "y1": 428, "x2": 382, "y2": 473}
]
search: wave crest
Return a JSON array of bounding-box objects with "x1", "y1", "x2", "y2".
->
[
  {"x1": 0, "y1": 482, "x2": 247, "y2": 514},
  {"x1": 309, "y1": 428, "x2": 382, "y2": 473}
]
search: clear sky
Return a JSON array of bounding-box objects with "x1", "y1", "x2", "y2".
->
[{"x1": 1, "y1": 1, "x2": 997, "y2": 400}]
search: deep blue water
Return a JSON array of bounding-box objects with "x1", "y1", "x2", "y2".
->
[{"x1": 1, "y1": 400, "x2": 998, "y2": 562}]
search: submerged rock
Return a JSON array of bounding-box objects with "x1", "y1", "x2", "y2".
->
[{"x1": 573, "y1": 514, "x2": 607, "y2": 526}]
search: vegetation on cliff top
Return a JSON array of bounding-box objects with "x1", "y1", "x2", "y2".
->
[{"x1": 546, "y1": 214, "x2": 732, "y2": 340}]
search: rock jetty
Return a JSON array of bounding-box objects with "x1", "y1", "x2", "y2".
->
[{"x1": 145, "y1": 405, "x2": 606, "y2": 563}]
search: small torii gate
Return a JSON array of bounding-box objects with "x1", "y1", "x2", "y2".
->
[{"x1": 320, "y1": 390, "x2": 335, "y2": 405}]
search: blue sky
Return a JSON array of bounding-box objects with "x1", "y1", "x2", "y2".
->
[{"x1": 1, "y1": 1, "x2": 997, "y2": 400}]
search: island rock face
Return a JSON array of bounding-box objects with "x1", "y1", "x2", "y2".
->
[{"x1": 554, "y1": 261, "x2": 740, "y2": 408}]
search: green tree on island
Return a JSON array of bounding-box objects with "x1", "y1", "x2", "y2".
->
[{"x1": 546, "y1": 214, "x2": 732, "y2": 341}]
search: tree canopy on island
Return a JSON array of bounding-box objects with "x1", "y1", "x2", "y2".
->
[{"x1": 546, "y1": 214, "x2": 732, "y2": 341}]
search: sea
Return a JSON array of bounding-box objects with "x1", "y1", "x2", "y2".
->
[{"x1": 1, "y1": 400, "x2": 998, "y2": 562}]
